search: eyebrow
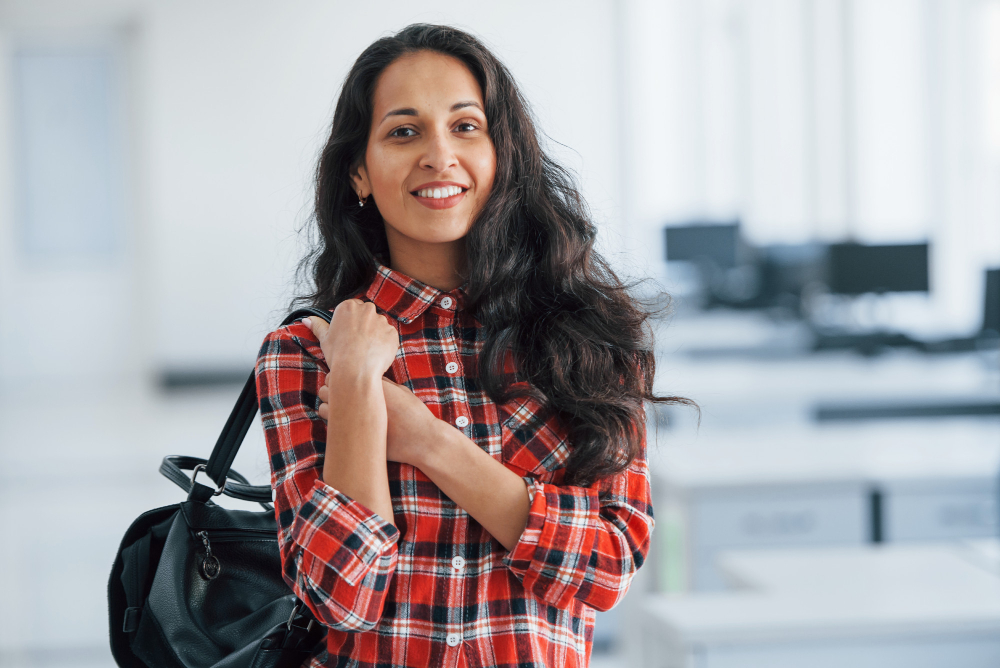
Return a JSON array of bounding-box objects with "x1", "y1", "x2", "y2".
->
[{"x1": 379, "y1": 100, "x2": 484, "y2": 125}]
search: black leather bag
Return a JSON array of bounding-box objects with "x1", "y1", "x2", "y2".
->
[{"x1": 108, "y1": 307, "x2": 333, "y2": 668}]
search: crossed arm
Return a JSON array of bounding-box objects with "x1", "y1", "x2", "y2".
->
[
  {"x1": 257, "y1": 314, "x2": 654, "y2": 631},
  {"x1": 301, "y1": 301, "x2": 532, "y2": 551},
  {"x1": 318, "y1": 373, "x2": 533, "y2": 551}
]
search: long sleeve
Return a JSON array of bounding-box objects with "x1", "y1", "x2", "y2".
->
[
  {"x1": 255, "y1": 324, "x2": 400, "y2": 632},
  {"x1": 499, "y1": 437, "x2": 655, "y2": 612}
]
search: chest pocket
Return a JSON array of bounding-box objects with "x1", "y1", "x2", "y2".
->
[{"x1": 498, "y1": 395, "x2": 571, "y2": 484}]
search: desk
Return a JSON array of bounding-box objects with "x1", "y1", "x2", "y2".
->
[
  {"x1": 641, "y1": 544, "x2": 1000, "y2": 668},
  {"x1": 648, "y1": 422, "x2": 1000, "y2": 591},
  {"x1": 959, "y1": 538, "x2": 1000, "y2": 575},
  {"x1": 652, "y1": 313, "x2": 1000, "y2": 431}
]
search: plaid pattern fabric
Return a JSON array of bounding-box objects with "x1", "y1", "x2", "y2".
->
[{"x1": 255, "y1": 261, "x2": 655, "y2": 668}]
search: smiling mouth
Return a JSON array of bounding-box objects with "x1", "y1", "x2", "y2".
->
[
  {"x1": 410, "y1": 186, "x2": 468, "y2": 198},
  {"x1": 410, "y1": 187, "x2": 468, "y2": 210}
]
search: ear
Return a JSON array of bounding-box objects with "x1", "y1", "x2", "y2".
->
[{"x1": 350, "y1": 161, "x2": 371, "y2": 198}]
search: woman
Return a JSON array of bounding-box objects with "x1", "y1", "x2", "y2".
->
[{"x1": 255, "y1": 23, "x2": 690, "y2": 668}]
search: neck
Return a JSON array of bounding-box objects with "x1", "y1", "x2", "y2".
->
[{"x1": 385, "y1": 232, "x2": 468, "y2": 292}]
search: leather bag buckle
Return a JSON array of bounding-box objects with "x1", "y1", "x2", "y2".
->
[
  {"x1": 287, "y1": 602, "x2": 316, "y2": 634},
  {"x1": 190, "y1": 463, "x2": 225, "y2": 496}
]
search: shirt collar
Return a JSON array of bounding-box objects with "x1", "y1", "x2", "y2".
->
[{"x1": 365, "y1": 259, "x2": 466, "y2": 324}]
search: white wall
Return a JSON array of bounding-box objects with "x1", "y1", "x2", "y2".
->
[
  {"x1": 3, "y1": 0, "x2": 999, "y2": 385},
  {"x1": 0, "y1": 0, "x2": 625, "y2": 383},
  {"x1": 0, "y1": 5, "x2": 143, "y2": 391},
  {"x1": 141, "y1": 0, "x2": 623, "y2": 371}
]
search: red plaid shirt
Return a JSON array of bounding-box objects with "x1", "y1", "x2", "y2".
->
[{"x1": 255, "y1": 261, "x2": 654, "y2": 667}]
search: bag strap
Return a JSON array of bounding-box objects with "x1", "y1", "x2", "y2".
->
[
  {"x1": 200, "y1": 307, "x2": 333, "y2": 494},
  {"x1": 159, "y1": 455, "x2": 273, "y2": 504}
]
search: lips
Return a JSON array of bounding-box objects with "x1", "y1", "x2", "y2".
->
[{"x1": 411, "y1": 187, "x2": 467, "y2": 210}]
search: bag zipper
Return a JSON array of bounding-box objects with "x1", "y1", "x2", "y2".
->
[
  {"x1": 192, "y1": 528, "x2": 276, "y2": 581},
  {"x1": 195, "y1": 528, "x2": 276, "y2": 542}
]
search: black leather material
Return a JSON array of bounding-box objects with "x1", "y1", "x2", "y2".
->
[
  {"x1": 160, "y1": 456, "x2": 274, "y2": 506},
  {"x1": 108, "y1": 307, "x2": 334, "y2": 668}
]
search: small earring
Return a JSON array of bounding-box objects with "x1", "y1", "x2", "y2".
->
[{"x1": 357, "y1": 192, "x2": 368, "y2": 207}]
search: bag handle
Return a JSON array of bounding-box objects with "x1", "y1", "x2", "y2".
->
[
  {"x1": 159, "y1": 455, "x2": 273, "y2": 504},
  {"x1": 190, "y1": 307, "x2": 334, "y2": 498}
]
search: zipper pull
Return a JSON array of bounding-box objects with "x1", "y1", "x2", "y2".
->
[{"x1": 197, "y1": 530, "x2": 222, "y2": 580}]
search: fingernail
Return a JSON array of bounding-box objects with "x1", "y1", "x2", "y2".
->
[{"x1": 300, "y1": 317, "x2": 312, "y2": 329}]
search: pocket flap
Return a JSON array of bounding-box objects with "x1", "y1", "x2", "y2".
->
[{"x1": 500, "y1": 395, "x2": 571, "y2": 479}]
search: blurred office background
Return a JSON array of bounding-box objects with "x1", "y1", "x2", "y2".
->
[{"x1": 1, "y1": 0, "x2": 999, "y2": 667}]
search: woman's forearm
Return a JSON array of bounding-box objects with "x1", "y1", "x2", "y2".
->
[
  {"x1": 418, "y1": 425, "x2": 531, "y2": 551},
  {"x1": 322, "y1": 372, "x2": 395, "y2": 526}
]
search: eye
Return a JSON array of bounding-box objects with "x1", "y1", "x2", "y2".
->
[
  {"x1": 456, "y1": 122, "x2": 478, "y2": 132},
  {"x1": 389, "y1": 126, "x2": 417, "y2": 138}
]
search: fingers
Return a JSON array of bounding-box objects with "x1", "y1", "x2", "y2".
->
[
  {"x1": 325, "y1": 373, "x2": 397, "y2": 390},
  {"x1": 317, "y1": 378, "x2": 405, "y2": 422},
  {"x1": 332, "y1": 298, "x2": 368, "y2": 315},
  {"x1": 319, "y1": 299, "x2": 399, "y2": 375},
  {"x1": 329, "y1": 299, "x2": 390, "y2": 333},
  {"x1": 317, "y1": 382, "x2": 330, "y2": 421},
  {"x1": 300, "y1": 315, "x2": 330, "y2": 337}
]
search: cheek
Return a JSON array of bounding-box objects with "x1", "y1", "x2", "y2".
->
[
  {"x1": 472, "y1": 146, "x2": 497, "y2": 192},
  {"x1": 368, "y1": 148, "x2": 407, "y2": 196}
]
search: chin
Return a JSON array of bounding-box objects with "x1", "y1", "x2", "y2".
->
[
  {"x1": 412, "y1": 230, "x2": 472, "y2": 245},
  {"x1": 389, "y1": 219, "x2": 474, "y2": 245}
]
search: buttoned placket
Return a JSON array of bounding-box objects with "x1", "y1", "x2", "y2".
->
[
  {"x1": 439, "y1": 294, "x2": 471, "y2": 435},
  {"x1": 260, "y1": 260, "x2": 642, "y2": 666},
  {"x1": 437, "y1": 292, "x2": 469, "y2": 665}
]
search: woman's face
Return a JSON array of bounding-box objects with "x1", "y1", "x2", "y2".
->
[{"x1": 353, "y1": 50, "x2": 496, "y2": 252}]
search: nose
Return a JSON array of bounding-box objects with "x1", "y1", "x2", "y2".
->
[{"x1": 419, "y1": 127, "x2": 459, "y2": 173}]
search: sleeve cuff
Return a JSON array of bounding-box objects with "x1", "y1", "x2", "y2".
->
[
  {"x1": 291, "y1": 479, "x2": 399, "y2": 586},
  {"x1": 503, "y1": 477, "x2": 545, "y2": 571},
  {"x1": 501, "y1": 478, "x2": 600, "y2": 599}
]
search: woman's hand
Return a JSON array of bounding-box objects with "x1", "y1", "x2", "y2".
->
[
  {"x1": 318, "y1": 377, "x2": 446, "y2": 468},
  {"x1": 303, "y1": 299, "x2": 399, "y2": 381},
  {"x1": 304, "y1": 303, "x2": 397, "y2": 524}
]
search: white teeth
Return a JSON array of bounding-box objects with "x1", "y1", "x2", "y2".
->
[{"x1": 415, "y1": 185, "x2": 463, "y2": 198}]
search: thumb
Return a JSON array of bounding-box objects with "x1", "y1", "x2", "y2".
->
[{"x1": 300, "y1": 316, "x2": 329, "y2": 337}]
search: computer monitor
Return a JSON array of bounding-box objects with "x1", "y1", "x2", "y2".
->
[
  {"x1": 664, "y1": 222, "x2": 740, "y2": 269},
  {"x1": 754, "y1": 243, "x2": 827, "y2": 312},
  {"x1": 826, "y1": 242, "x2": 929, "y2": 295},
  {"x1": 984, "y1": 268, "x2": 1000, "y2": 335}
]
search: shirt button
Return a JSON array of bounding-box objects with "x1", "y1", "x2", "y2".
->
[
  {"x1": 454, "y1": 416, "x2": 469, "y2": 428},
  {"x1": 446, "y1": 633, "x2": 461, "y2": 647},
  {"x1": 440, "y1": 296, "x2": 454, "y2": 309},
  {"x1": 451, "y1": 555, "x2": 466, "y2": 570},
  {"x1": 445, "y1": 361, "x2": 459, "y2": 374}
]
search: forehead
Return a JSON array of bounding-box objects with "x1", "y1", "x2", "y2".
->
[{"x1": 373, "y1": 51, "x2": 483, "y2": 120}]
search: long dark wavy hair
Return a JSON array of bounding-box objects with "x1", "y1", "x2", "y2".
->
[{"x1": 290, "y1": 23, "x2": 695, "y2": 487}]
